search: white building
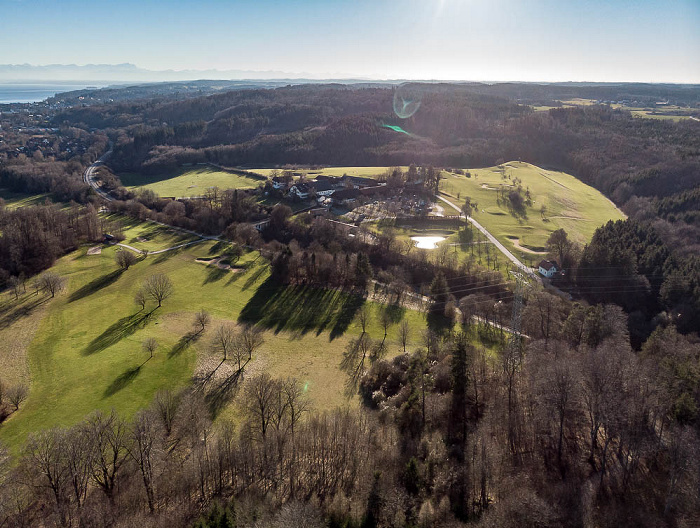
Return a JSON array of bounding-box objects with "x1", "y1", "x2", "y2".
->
[{"x1": 538, "y1": 260, "x2": 558, "y2": 278}]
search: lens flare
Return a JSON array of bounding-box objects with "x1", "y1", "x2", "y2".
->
[{"x1": 393, "y1": 83, "x2": 424, "y2": 119}]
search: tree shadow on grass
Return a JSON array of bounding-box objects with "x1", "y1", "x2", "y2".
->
[
  {"x1": 241, "y1": 264, "x2": 266, "y2": 291},
  {"x1": 83, "y1": 310, "x2": 154, "y2": 355},
  {"x1": 238, "y1": 277, "x2": 365, "y2": 340},
  {"x1": 204, "y1": 368, "x2": 244, "y2": 418},
  {"x1": 0, "y1": 295, "x2": 49, "y2": 329},
  {"x1": 203, "y1": 265, "x2": 228, "y2": 285},
  {"x1": 68, "y1": 269, "x2": 124, "y2": 303},
  {"x1": 103, "y1": 364, "x2": 143, "y2": 398},
  {"x1": 380, "y1": 303, "x2": 406, "y2": 325},
  {"x1": 169, "y1": 330, "x2": 202, "y2": 358},
  {"x1": 208, "y1": 241, "x2": 229, "y2": 255}
]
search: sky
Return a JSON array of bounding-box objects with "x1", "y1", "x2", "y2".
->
[{"x1": 1, "y1": 0, "x2": 699, "y2": 82}]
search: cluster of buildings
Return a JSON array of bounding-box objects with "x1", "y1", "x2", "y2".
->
[{"x1": 272, "y1": 174, "x2": 393, "y2": 209}]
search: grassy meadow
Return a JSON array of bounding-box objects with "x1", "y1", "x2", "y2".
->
[
  {"x1": 0, "y1": 188, "x2": 51, "y2": 209},
  {"x1": 0, "y1": 229, "x2": 428, "y2": 453},
  {"x1": 119, "y1": 166, "x2": 263, "y2": 198},
  {"x1": 530, "y1": 99, "x2": 698, "y2": 121},
  {"x1": 438, "y1": 161, "x2": 626, "y2": 263},
  {"x1": 109, "y1": 214, "x2": 201, "y2": 252},
  {"x1": 251, "y1": 166, "x2": 407, "y2": 179}
]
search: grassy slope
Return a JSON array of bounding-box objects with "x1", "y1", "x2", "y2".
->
[
  {"x1": 0, "y1": 238, "x2": 427, "y2": 453},
  {"x1": 252, "y1": 167, "x2": 408, "y2": 178},
  {"x1": 119, "y1": 167, "x2": 262, "y2": 198},
  {"x1": 0, "y1": 189, "x2": 51, "y2": 209},
  {"x1": 439, "y1": 161, "x2": 626, "y2": 263},
  {"x1": 107, "y1": 214, "x2": 201, "y2": 252}
]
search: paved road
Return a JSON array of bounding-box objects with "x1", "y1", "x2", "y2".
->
[
  {"x1": 83, "y1": 144, "x2": 113, "y2": 200},
  {"x1": 436, "y1": 194, "x2": 537, "y2": 278},
  {"x1": 83, "y1": 147, "x2": 227, "y2": 249}
]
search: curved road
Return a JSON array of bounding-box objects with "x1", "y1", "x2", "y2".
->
[
  {"x1": 83, "y1": 144, "x2": 114, "y2": 200},
  {"x1": 83, "y1": 147, "x2": 223, "y2": 249},
  {"x1": 436, "y1": 194, "x2": 537, "y2": 279}
]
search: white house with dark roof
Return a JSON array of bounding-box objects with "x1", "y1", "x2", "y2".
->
[
  {"x1": 289, "y1": 182, "x2": 311, "y2": 200},
  {"x1": 538, "y1": 259, "x2": 558, "y2": 278}
]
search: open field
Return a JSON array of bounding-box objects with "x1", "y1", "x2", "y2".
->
[
  {"x1": 119, "y1": 166, "x2": 263, "y2": 198},
  {"x1": 108, "y1": 214, "x2": 202, "y2": 252},
  {"x1": 439, "y1": 161, "x2": 626, "y2": 263},
  {"x1": 0, "y1": 188, "x2": 51, "y2": 209},
  {"x1": 0, "y1": 225, "x2": 428, "y2": 453},
  {"x1": 529, "y1": 100, "x2": 697, "y2": 121},
  {"x1": 628, "y1": 110, "x2": 696, "y2": 121},
  {"x1": 251, "y1": 166, "x2": 408, "y2": 179}
]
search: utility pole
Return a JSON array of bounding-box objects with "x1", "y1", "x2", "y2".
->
[{"x1": 504, "y1": 270, "x2": 526, "y2": 459}]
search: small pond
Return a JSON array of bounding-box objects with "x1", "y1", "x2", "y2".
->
[{"x1": 411, "y1": 236, "x2": 446, "y2": 249}]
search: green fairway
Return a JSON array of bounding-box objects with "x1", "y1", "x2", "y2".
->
[
  {"x1": 0, "y1": 228, "x2": 428, "y2": 453},
  {"x1": 0, "y1": 188, "x2": 51, "y2": 209},
  {"x1": 119, "y1": 166, "x2": 264, "y2": 198},
  {"x1": 251, "y1": 166, "x2": 407, "y2": 179},
  {"x1": 107, "y1": 214, "x2": 201, "y2": 252},
  {"x1": 438, "y1": 161, "x2": 626, "y2": 262}
]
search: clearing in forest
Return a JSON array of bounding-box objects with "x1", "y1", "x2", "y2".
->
[
  {"x1": 119, "y1": 166, "x2": 264, "y2": 198},
  {"x1": 438, "y1": 161, "x2": 626, "y2": 264}
]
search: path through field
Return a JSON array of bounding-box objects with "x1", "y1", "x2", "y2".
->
[{"x1": 437, "y1": 195, "x2": 537, "y2": 278}]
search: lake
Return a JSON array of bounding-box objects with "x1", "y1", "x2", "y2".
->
[
  {"x1": 0, "y1": 83, "x2": 98, "y2": 104},
  {"x1": 411, "y1": 236, "x2": 446, "y2": 249}
]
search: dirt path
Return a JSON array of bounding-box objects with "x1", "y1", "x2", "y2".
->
[{"x1": 115, "y1": 238, "x2": 207, "y2": 255}]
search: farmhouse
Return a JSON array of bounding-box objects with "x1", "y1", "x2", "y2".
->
[
  {"x1": 289, "y1": 182, "x2": 311, "y2": 199},
  {"x1": 538, "y1": 259, "x2": 559, "y2": 278},
  {"x1": 311, "y1": 179, "x2": 336, "y2": 196},
  {"x1": 341, "y1": 175, "x2": 377, "y2": 189},
  {"x1": 271, "y1": 176, "x2": 289, "y2": 190},
  {"x1": 333, "y1": 188, "x2": 361, "y2": 207}
]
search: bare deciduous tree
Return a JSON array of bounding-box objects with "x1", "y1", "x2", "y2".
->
[
  {"x1": 38, "y1": 272, "x2": 66, "y2": 298},
  {"x1": 134, "y1": 288, "x2": 147, "y2": 311},
  {"x1": 358, "y1": 304, "x2": 371, "y2": 335},
  {"x1": 7, "y1": 384, "x2": 28, "y2": 411},
  {"x1": 152, "y1": 389, "x2": 181, "y2": 437},
  {"x1": 115, "y1": 250, "x2": 137, "y2": 270},
  {"x1": 142, "y1": 337, "x2": 158, "y2": 359},
  {"x1": 213, "y1": 324, "x2": 236, "y2": 362},
  {"x1": 340, "y1": 333, "x2": 376, "y2": 393},
  {"x1": 127, "y1": 410, "x2": 163, "y2": 513},
  {"x1": 64, "y1": 424, "x2": 93, "y2": 510},
  {"x1": 8, "y1": 276, "x2": 22, "y2": 300},
  {"x1": 399, "y1": 320, "x2": 410, "y2": 353},
  {"x1": 193, "y1": 310, "x2": 211, "y2": 334},
  {"x1": 22, "y1": 428, "x2": 71, "y2": 526},
  {"x1": 84, "y1": 410, "x2": 130, "y2": 503},
  {"x1": 143, "y1": 274, "x2": 173, "y2": 308},
  {"x1": 240, "y1": 325, "x2": 264, "y2": 362}
]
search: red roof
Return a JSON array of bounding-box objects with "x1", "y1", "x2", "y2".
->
[{"x1": 538, "y1": 260, "x2": 558, "y2": 271}]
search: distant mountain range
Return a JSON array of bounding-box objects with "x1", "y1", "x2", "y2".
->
[{"x1": 0, "y1": 63, "x2": 350, "y2": 83}]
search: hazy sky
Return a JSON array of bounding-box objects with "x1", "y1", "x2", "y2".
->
[{"x1": 1, "y1": 0, "x2": 699, "y2": 82}]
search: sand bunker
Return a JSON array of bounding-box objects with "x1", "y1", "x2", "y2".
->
[
  {"x1": 195, "y1": 257, "x2": 244, "y2": 272},
  {"x1": 506, "y1": 237, "x2": 546, "y2": 255},
  {"x1": 87, "y1": 246, "x2": 102, "y2": 255}
]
